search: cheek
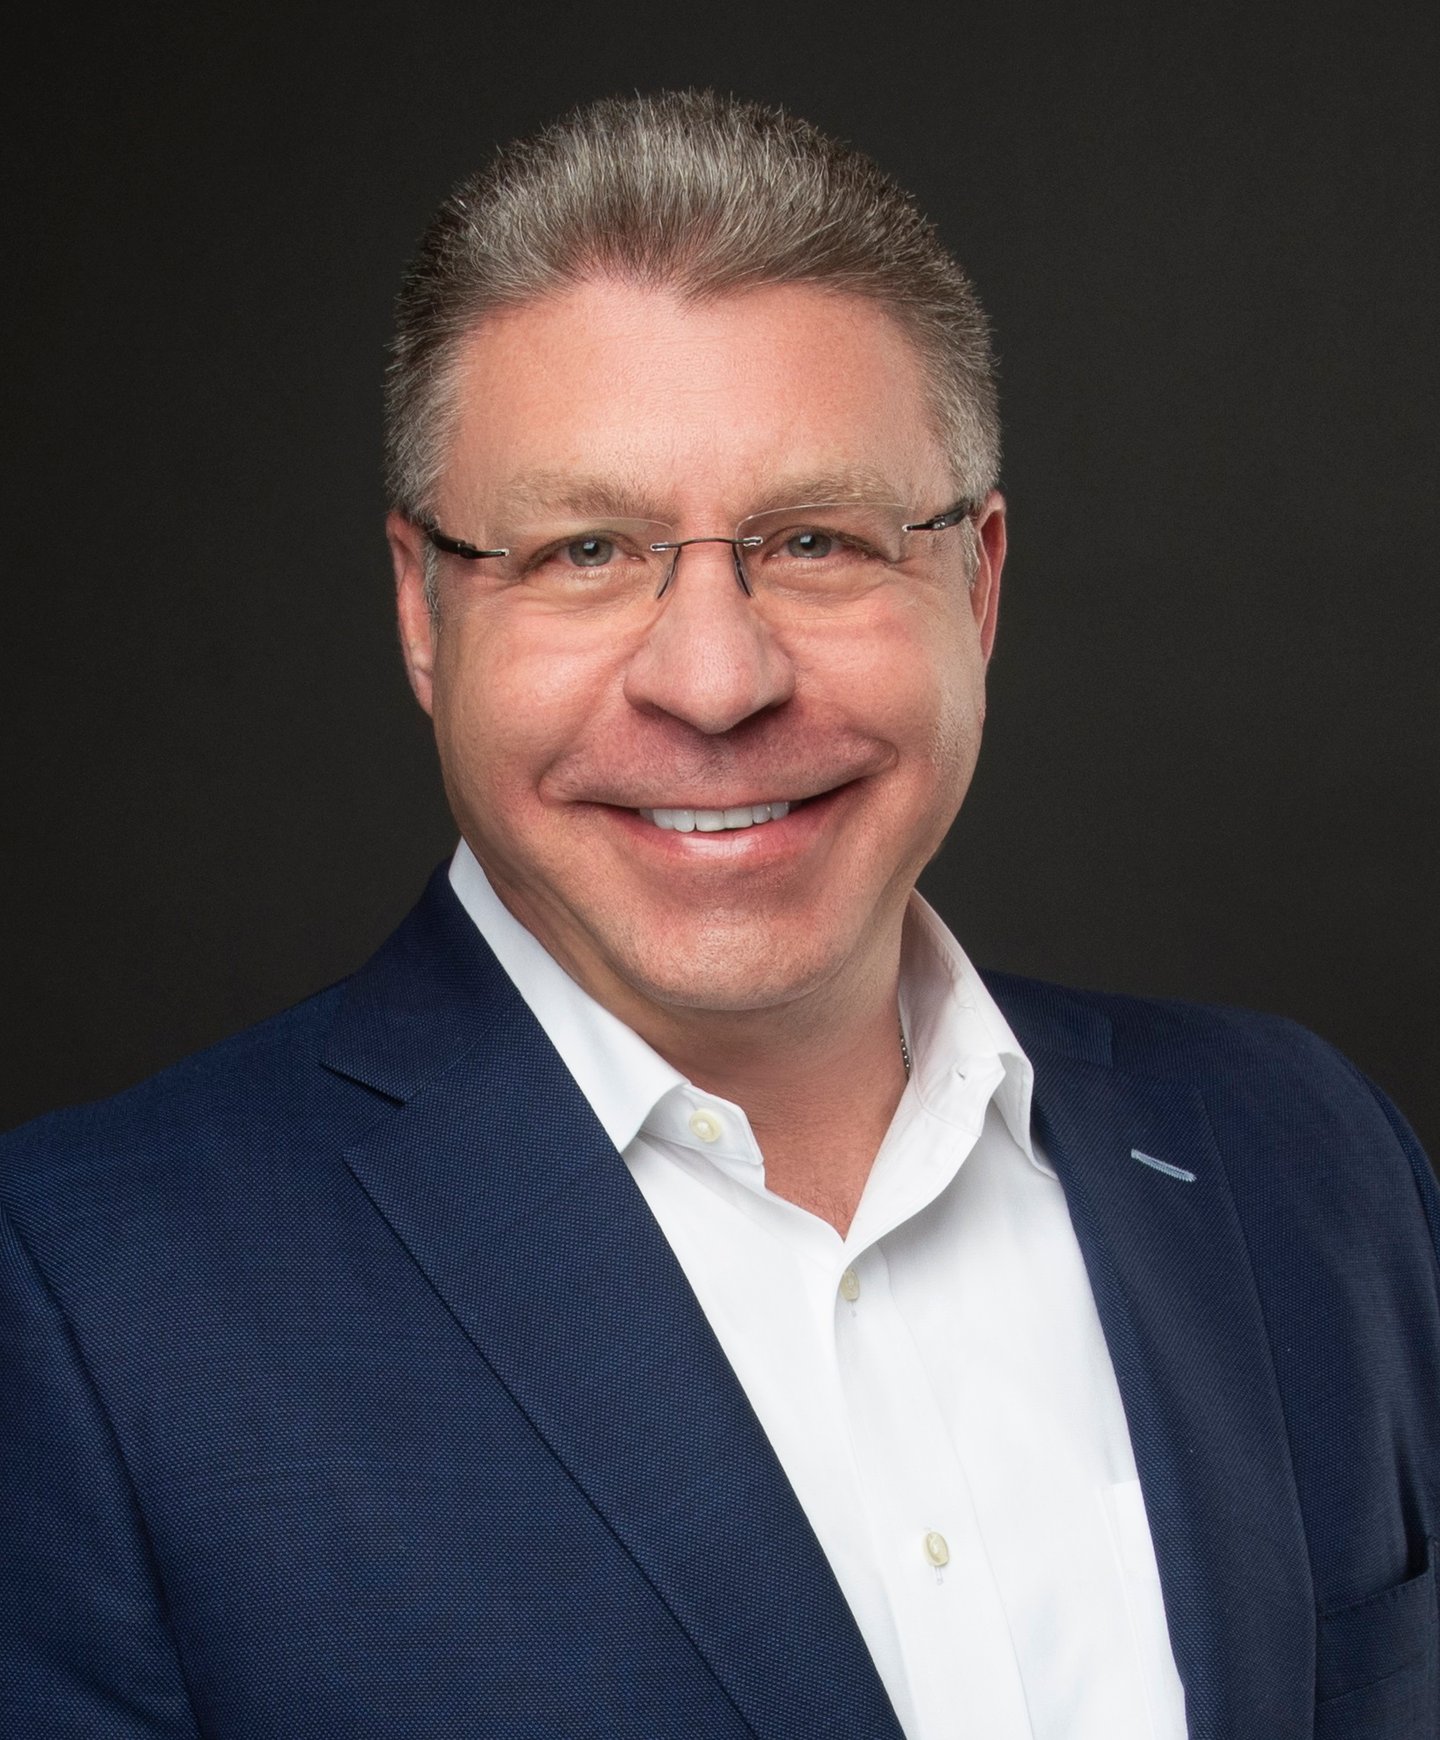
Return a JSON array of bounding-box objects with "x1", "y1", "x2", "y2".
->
[
  {"x1": 928, "y1": 650, "x2": 988, "y2": 768},
  {"x1": 429, "y1": 621, "x2": 611, "y2": 810},
  {"x1": 828, "y1": 608, "x2": 985, "y2": 778}
]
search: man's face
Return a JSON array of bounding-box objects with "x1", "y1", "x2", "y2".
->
[{"x1": 390, "y1": 280, "x2": 1004, "y2": 1032}]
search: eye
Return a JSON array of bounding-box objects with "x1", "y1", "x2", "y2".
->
[
  {"x1": 784, "y1": 528, "x2": 836, "y2": 559},
  {"x1": 565, "y1": 536, "x2": 617, "y2": 567}
]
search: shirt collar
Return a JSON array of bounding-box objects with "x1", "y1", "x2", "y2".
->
[
  {"x1": 900, "y1": 894, "x2": 1044, "y2": 1172},
  {"x1": 447, "y1": 841, "x2": 1045, "y2": 1176}
]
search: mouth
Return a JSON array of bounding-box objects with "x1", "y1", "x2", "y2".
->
[{"x1": 636, "y1": 800, "x2": 794, "y2": 834}]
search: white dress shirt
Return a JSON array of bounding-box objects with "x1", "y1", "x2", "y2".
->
[{"x1": 450, "y1": 842, "x2": 1188, "y2": 1740}]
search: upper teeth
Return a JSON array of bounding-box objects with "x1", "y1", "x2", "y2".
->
[{"x1": 640, "y1": 802, "x2": 792, "y2": 833}]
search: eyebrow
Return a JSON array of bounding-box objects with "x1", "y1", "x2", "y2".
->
[
  {"x1": 487, "y1": 463, "x2": 913, "y2": 525},
  {"x1": 489, "y1": 469, "x2": 665, "y2": 522},
  {"x1": 745, "y1": 467, "x2": 908, "y2": 512}
]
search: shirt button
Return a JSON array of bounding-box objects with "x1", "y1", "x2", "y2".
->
[
  {"x1": 923, "y1": 1531, "x2": 950, "y2": 1568},
  {"x1": 839, "y1": 1268, "x2": 861, "y2": 1302},
  {"x1": 688, "y1": 1108, "x2": 723, "y2": 1143}
]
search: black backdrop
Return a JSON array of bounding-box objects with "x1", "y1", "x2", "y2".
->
[{"x1": 4, "y1": 1, "x2": 1436, "y2": 1159}]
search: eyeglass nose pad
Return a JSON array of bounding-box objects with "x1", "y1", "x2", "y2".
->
[
  {"x1": 654, "y1": 550, "x2": 679, "y2": 601},
  {"x1": 731, "y1": 544, "x2": 754, "y2": 598}
]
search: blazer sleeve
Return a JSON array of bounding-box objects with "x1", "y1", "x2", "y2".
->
[
  {"x1": 0, "y1": 1203, "x2": 202, "y2": 1738},
  {"x1": 1358, "y1": 1068, "x2": 1440, "y2": 1271}
]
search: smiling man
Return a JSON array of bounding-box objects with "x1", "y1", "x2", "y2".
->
[{"x1": 3, "y1": 92, "x2": 1438, "y2": 1740}]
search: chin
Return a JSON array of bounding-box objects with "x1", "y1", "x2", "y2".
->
[{"x1": 596, "y1": 909, "x2": 861, "y2": 1016}]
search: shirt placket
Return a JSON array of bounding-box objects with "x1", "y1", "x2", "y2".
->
[{"x1": 833, "y1": 1238, "x2": 1033, "y2": 1740}]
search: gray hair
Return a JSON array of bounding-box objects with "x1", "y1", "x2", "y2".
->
[{"x1": 385, "y1": 89, "x2": 1000, "y2": 535}]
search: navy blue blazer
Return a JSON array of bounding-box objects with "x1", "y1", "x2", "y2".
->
[{"x1": 3, "y1": 868, "x2": 1438, "y2": 1738}]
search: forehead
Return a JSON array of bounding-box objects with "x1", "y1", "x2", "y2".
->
[{"x1": 438, "y1": 280, "x2": 949, "y2": 520}]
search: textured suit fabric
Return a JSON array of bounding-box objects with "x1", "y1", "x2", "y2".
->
[{"x1": 2, "y1": 866, "x2": 1437, "y2": 1739}]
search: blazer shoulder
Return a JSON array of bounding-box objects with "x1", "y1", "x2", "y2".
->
[
  {"x1": 0, "y1": 865, "x2": 523, "y2": 1275},
  {"x1": 987, "y1": 965, "x2": 1382, "y2": 1090},
  {"x1": 0, "y1": 980, "x2": 354, "y2": 1207},
  {"x1": 985, "y1": 968, "x2": 1439, "y2": 1255}
]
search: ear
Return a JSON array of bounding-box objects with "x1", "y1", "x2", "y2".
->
[
  {"x1": 968, "y1": 491, "x2": 1006, "y2": 663},
  {"x1": 387, "y1": 510, "x2": 437, "y2": 717}
]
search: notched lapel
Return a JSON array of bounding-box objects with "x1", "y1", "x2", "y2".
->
[
  {"x1": 1028, "y1": 1044, "x2": 1315, "y2": 1740},
  {"x1": 335, "y1": 884, "x2": 903, "y2": 1740}
]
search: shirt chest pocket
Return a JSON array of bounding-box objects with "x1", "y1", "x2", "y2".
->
[{"x1": 1314, "y1": 1541, "x2": 1437, "y2": 1739}]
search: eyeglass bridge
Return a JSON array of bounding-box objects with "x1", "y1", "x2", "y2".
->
[{"x1": 645, "y1": 534, "x2": 767, "y2": 597}]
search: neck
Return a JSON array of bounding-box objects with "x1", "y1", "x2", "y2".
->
[
  {"x1": 473, "y1": 852, "x2": 915, "y2": 1235},
  {"x1": 624, "y1": 936, "x2": 912, "y2": 1237}
]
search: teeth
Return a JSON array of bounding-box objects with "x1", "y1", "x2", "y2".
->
[{"x1": 640, "y1": 801, "x2": 792, "y2": 832}]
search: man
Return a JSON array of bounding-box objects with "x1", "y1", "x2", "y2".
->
[{"x1": 2, "y1": 91, "x2": 1437, "y2": 1740}]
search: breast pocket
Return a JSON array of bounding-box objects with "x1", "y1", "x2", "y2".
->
[{"x1": 1314, "y1": 1541, "x2": 1437, "y2": 1739}]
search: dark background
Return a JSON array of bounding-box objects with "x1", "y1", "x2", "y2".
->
[{"x1": 4, "y1": 1, "x2": 1436, "y2": 1157}]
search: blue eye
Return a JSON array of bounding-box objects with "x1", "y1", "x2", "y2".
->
[
  {"x1": 566, "y1": 537, "x2": 617, "y2": 567},
  {"x1": 784, "y1": 529, "x2": 835, "y2": 559}
]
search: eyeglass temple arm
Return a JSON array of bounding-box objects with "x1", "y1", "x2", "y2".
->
[
  {"x1": 902, "y1": 498, "x2": 977, "y2": 535},
  {"x1": 422, "y1": 523, "x2": 509, "y2": 561}
]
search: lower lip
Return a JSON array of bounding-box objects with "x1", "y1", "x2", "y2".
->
[{"x1": 601, "y1": 788, "x2": 847, "y2": 863}]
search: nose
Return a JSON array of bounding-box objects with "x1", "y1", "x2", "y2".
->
[{"x1": 622, "y1": 539, "x2": 796, "y2": 734}]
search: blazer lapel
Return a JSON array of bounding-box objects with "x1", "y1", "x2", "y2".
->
[
  {"x1": 993, "y1": 978, "x2": 1315, "y2": 1740},
  {"x1": 325, "y1": 873, "x2": 904, "y2": 1740}
]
